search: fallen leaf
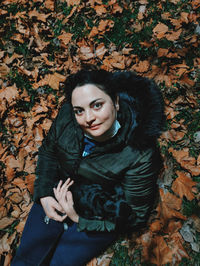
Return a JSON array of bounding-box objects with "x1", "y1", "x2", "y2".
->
[
  {"x1": 29, "y1": 9, "x2": 50, "y2": 22},
  {"x1": 169, "y1": 147, "x2": 200, "y2": 176},
  {"x1": 0, "y1": 84, "x2": 19, "y2": 102},
  {"x1": 150, "y1": 235, "x2": 173, "y2": 265},
  {"x1": 58, "y1": 32, "x2": 73, "y2": 45},
  {"x1": 153, "y1": 23, "x2": 168, "y2": 39},
  {"x1": 0, "y1": 217, "x2": 15, "y2": 230},
  {"x1": 94, "y1": 5, "x2": 107, "y2": 15},
  {"x1": 44, "y1": 0, "x2": 55, "y2": 10},
  {"x1": 132, "y1": 60, "x2": 150, "y2": 73},
  {"x1": 172, "y1": 171, "x2": 197, "y2": 200}
]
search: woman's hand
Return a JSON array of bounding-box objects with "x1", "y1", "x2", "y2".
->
[
  {"x1": 53, "y1": 179, "x2": 79, "y2": 223},
  {"x1": 40, "y1": 196, "x2": 67, "y2": 222}
]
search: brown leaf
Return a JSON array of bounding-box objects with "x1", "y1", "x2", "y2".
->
[
  {"x1": 0, "y1": 217, "x2": 15, "y2": 230},
  {"x1": 169, "y1": 147, "x2": 200, "y2": 176},
  {"x1": 0, "y1": 63, "x2": 10, "y2": 78},
  {"x1": 172, "y1": 171, "x2": 197, "y2": 200},
  {"x1": 166, "y1": 29, "x2": 182, "y2": 41},
  {"x1": 79, "y1": 46, "x2": 94, "y2": 60},
  {"x1": 94, "y1": 5, "x2": 107, "y2": 15},
  {"x1": 58, "y1": 32, "x2": 73, "y2": 45},
  {"x1": 98, "y1": 19, "x2": 114, "y2": 32},
  {"x1": 150, "y1": 220, "x2": 163, "y2": 232},
  {"x1": 95, "y1": 43, "x2": 107, "y2": 59},
  {"x1": 168, "y1": 232, "x2": 189, "y2": 262},
  {"x1": 162, "y1": 129, "x2": 185, "y2": 142},
  {"x1": 48, "y1": 73, "x2": 66, "y2": 90},
  {"x1": 157, "y1": 48, "x2": 169, "y2": 57},
  {"x1": 157, "y1": 189, "x2": 186, "y2": 222},
  {"x1": 44, "y1": 0, "x2": 54, "y2": 10},
  {"x1": 10, "y1": 192, "x2": 23, "y2": 204},
  {"x1": 0, "y1": 232, "x2": 16, "y2": 253},
  {"x1": 150, "y1": 235, "x2": 173, "y2": 265},
  {"x1": 29, "y1": 9, "x2": 50, "y2": 22},
  {"x1": 12, "y1": 178, "x2": 27, "y2": 189},
  {"x1": 153, "y1": 23, "x2": 168, "y2": 39},
  {"x1": 132, "y1": 60, "x2": 150, "y2": 73},
  {"x1": 10, "y1": 33, "x2": 24, "y2": 43},
  {"x1": 0, "y1": 84, "x2": 19, "y2": 102},
  {"x1": 66, "y1": 0, "x2": 80, "y2": 5}
]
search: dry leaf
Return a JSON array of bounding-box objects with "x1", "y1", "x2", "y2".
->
[
  {"x1": 172, "y1": 171, "x2": 197, "y2": 200},
  {"x1": 169, "y1": 147, "x2": 200, "y2": 176},
  {"x1": 0, "y1": 217, "x2": 15, "y2": 230},
  {"x1": 94, "y1": 5, "x2": 107, "y2": 15},
  {"x1": 58, "y1": 32, "x2": 73, "y2": 45},
  {"x1": 153, "y1": 23, "x2": 168, "y2": 39},
  {"x1": 0, "y1": 84, "x2": 19, "y2": 102}
]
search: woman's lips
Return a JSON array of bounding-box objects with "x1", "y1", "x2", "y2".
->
[{"x1": 88, "y1": 124, "x2": 101, "y2": 130}]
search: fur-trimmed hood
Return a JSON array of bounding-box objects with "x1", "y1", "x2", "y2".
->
[{"x1": 112, "y1": 72, "x2": 165, "y2": 147}]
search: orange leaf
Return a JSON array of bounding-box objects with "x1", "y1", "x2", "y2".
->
[
  {"x1": 157, "y1": 189, "x2": 186, "y2": 221},
  {"x1": 150, "y1": 235, "x2": 173, "y2": 265},
  {"x1": 150, "y1": 220, "x2": 163, "y2": 232},
  {"x1": 172, "y1": 171, "x2": 197, "y2": 200}
]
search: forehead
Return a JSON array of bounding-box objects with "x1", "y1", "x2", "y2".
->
[{"x1": 71, "y1": 84, "x2": 111, "y2": 106}]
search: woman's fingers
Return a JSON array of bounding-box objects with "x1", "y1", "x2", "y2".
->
[{"x1": 40, "y1": 196, "x2": 67, "y2": 222}]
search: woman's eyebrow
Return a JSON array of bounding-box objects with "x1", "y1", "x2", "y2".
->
[
  {"x1": 89, "y1": 98, "x2": 103, "y2": 106},
  {"x1": 73, "y1": 98, "x2": 103, "y2": 109}
]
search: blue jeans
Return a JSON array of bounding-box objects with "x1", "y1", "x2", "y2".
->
[{"x1": 12, "y1": 203, "x2": 117, "y2": 266}]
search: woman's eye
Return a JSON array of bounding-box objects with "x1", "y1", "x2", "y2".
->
[
  {"x1": 74, "y1": 109, "x2": 83, "y2": 115},
  {"x1": 93, "y1": 103, "x2": 102, "y2": 109}
]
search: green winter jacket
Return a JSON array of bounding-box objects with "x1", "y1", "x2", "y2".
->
[{"x1": 34, "y1": 90, "x2": 164, "y2": 232}]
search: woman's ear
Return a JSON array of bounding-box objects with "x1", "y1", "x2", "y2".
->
[{"x1": 115, "y1": 96, "x2": 119, "y2": 111}]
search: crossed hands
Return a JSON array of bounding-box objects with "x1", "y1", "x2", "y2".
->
[{"x1": 40, "y1": 178, "x2": 79, "y2": 223}]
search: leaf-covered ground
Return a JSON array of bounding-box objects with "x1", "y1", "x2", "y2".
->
[{"x1": 0, "y1": 0, "x2": 200, "y2": 265}]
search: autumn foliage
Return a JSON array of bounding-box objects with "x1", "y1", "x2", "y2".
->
[{"x1": 0, "y1": 0, "x2": 200, "y2": 265}]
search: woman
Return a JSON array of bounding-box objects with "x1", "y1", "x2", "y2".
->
[{"x1": 12, "y1": 69, "x2": 165, "y2": 265}]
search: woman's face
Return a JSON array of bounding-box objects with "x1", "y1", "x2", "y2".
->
[{"x1": 71, "y1": 84, "x2": 119, "y2": 141}]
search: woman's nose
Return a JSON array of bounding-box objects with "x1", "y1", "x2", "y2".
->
[{"x1": 85, "y1": 110, "x2": 95, "y2": 125}]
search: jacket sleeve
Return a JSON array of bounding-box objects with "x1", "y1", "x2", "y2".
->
[
  {"x1": 121, "y1": 148, "x2": 160, "y2": 230},
  {"x1": 74, "y1": 184, "x2": 134, "y2": 232},
  {"x1": 33, "y1": 103, "x2": 71, "y2": 202},
  {"x1": 33, "y1": 120, "x2": 60, "y2": 202}
]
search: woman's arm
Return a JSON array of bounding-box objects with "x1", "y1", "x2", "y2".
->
[{"x1": 121, "y1": 147, "x2": 161, "y2": 229}]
